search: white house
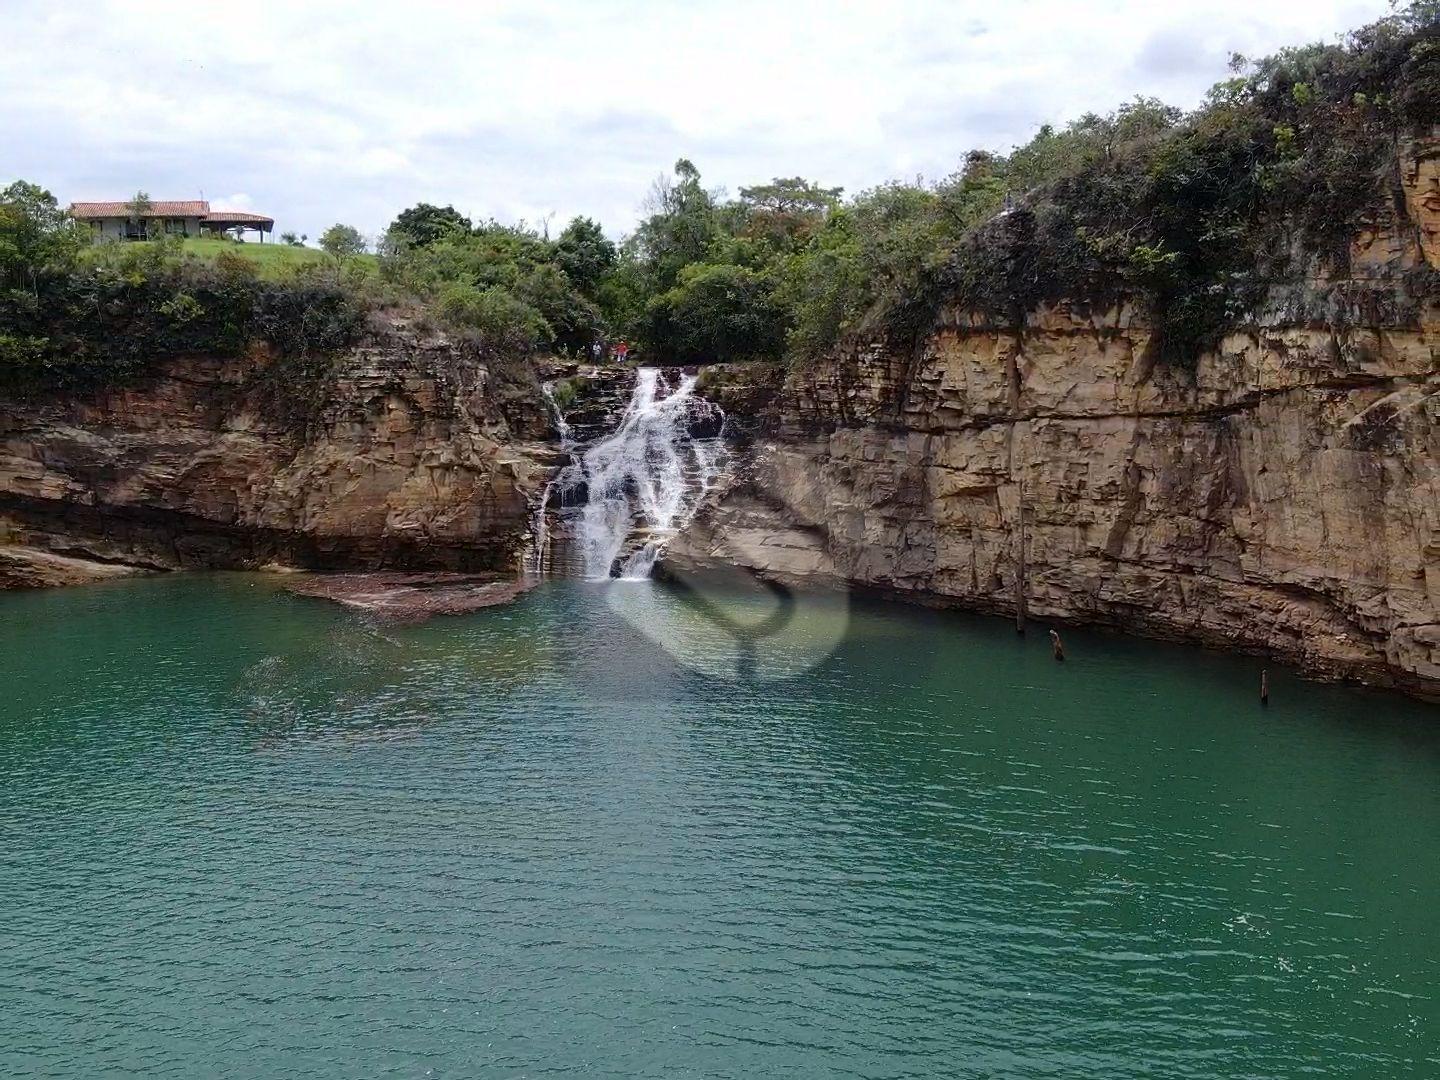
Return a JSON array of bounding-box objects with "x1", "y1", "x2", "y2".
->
[{"x1": 69, "y1": 200, "x2": 275, "y2": 241}]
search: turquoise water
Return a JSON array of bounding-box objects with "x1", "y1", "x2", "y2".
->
[{"x1": 2, "y1": 574, "x2": 1438, "y2": 1078}]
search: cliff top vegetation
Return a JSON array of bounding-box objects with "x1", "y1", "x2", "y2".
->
[{"x1": 2, "y1": 1, "x2": 1436, "y2": 396}]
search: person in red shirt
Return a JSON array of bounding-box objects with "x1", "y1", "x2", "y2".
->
[{"x1": 615, "y1": 340, "x2": 630, "y2": 362}]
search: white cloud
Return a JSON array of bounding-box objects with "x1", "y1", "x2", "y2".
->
[
  {"x1": 2, "y1": 0, "x2": 1394, "y2": 240},
  {"x1": 215, "y1": 193, "x2": 255, "y2": 212}
]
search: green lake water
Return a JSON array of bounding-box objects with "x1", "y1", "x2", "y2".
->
[{"x1": 2, "y1": 573, "x2": 1437, "y2": 1078}]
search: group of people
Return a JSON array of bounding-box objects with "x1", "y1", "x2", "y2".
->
[{"x1": 590, "y1": 339, "x2": 630, "y2": 364}]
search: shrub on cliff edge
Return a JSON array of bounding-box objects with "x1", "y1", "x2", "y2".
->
[
  {"x1": 893, "y1": 2, "x2": 1440, "y2": 368},
  {"x1": 0, "y1": 225, "x2": 365, "y2": 397}
]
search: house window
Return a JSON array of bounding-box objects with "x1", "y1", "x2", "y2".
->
[{"x1": 165, "y1": 218, "x2": 186, "y2": 236}]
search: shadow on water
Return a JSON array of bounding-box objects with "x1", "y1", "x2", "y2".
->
[{"x1": 664, "y1": 569, "x2": 799, "y2": 683}]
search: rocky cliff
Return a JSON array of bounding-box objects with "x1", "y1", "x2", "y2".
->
[
  {"x1": 0, "y1": 321, "x2": 550, "y2": 585},
  {"x1": 675, "y1": 135, "x2": 1440, "y2": 698},
  {"x1": 3, "y1": 149, "x2": 1436, "y2": 702}
]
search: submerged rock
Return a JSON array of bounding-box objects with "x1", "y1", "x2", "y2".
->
[{"x1": 281, "y1": 571, "x2": 535, "y2": 621}]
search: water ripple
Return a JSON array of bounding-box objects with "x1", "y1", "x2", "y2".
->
[{"x1": 2, "y1": 576, "x2": 1438, "y2": 1078}]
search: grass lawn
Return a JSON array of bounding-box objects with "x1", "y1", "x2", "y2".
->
[
  {"x1": 178, "y1": 237, "x2": 378, "y2": 279},
  {"x1": 83, "y1": 236, "x2": 378, "y2": 281}
]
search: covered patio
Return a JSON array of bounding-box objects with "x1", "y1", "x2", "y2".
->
[{"x1": 202, "y1": 210, "x2": 275, "y2": 242}]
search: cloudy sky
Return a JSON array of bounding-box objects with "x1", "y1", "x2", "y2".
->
[{"x1": 6, "y1": 0, "x2": 1391, "y2": 242}]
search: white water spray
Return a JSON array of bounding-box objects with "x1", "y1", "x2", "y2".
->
[
  {"x1": 535, "y1": 368, "x2": 725, "y2": 581},
  {"x1": 540, "y1": 380, "x2": 573, "y2": 449},
  {"x1": 528, "y1": 382, "x2": 574, "y2": 575}
]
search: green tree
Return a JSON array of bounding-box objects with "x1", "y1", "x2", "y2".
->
[
  {"x1": 555, "y1": 216, "x2": 616, "y2": 297},
  {"x1": 513, "y1": 262, "x2": 600, "y2": 353},
  {"x1": 737, "y1": 177, "x2": 843, "y2": 250},
  {"x1": 595, "y1": 246, "x2": 648, "y2": 337},
  {"x1": 125, "y1": 190, "x2": 154, "y2": 239},
  {"x1": 632, "y1": 158, "x2": 723, "y2": 291},
  {"x1": 436, "y1": 282, "x2": 551, "y2": 352},
  {"x1": 319, "y1": 223, "x2": 367, "y2": 259},
  {"x1": 773, "y1": 208, "x2": 867, "y2": 361},
  {"x1": 849, "y1": 183, "x2": 953, "y2": 291},
  {"x1": 1005, "y1": 97, "x2": 1181, "y2": 193},
  {"x1": 640, "y1": 262, "x2": 784, "y2": 363},
  {"x1": 0, "y1": 181, "x2": 88, "y2": 292},
  {"x1": 933, "y1": 153, "x2": 1008, "y2": 232},
  {"x1": 389, "y1": 202, "x2": 472, "y2": 247}
]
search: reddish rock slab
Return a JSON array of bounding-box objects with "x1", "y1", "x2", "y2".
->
[
  {"x1": 0, "y1": 545, "x2": 148, "y2": 590},
  {"x1": 282, "y1": 571, "x2": 536, "y2": 622}
]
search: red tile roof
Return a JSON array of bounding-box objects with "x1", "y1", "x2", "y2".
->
[
  {"x1": 70, "y1": 200, "x2": 210, "y2": 218},
  {"x1": 202, "y1": 210, "x2": 274, "y2": 225}
]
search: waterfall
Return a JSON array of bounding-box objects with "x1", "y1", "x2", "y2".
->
[
  {"x1": 528, "y1": 382, "x2": 573, "y2": 576},
  {"x1": 533, "y1": 368, "x2": 725, "y2": 581},
  {"x1": 540, "y1": 380, "x2": 572, "y2": 449}
]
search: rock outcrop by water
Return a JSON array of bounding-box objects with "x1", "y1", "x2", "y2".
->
[
  {"x1": 282, "y1": 570, "x2": 536, "y2": 620},
  {"x1": 0, "y1": 544, "x2": 148, "y2": 589},
  {"x1": 0, "y1": 320, "x2": 551, "y2": 583},
  {"x1": 673, "y1": 134, "x2": 1440, "y2": 698}
]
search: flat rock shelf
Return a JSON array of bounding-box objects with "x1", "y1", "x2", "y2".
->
[{"x1": 282, "y1": 571, "x2": 536, "y2": 620}]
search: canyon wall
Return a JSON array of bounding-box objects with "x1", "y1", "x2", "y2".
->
[
  {"x1": 3, "y1": 139, "x2": 1436, "y2": 701},
  {"x1": 677, "y1": 136, "x2": 1440, "y2": 697},
  {"x1": 0, "y1": 322, "x2": 549, "y2": 586}
]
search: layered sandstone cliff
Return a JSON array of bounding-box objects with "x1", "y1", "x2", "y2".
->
[
  {"x1": 675, "y1": 136, "x2": 1440, "y2": 698},
  {"x1": 3, "y1": 143, "x2": 1435, "y2": 700},
  {"x1": 0, "y1": 321, "x2": 550, "y2": 583}
]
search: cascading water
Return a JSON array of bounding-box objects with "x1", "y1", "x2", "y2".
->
[
  {"x1": 532, "y1": 368, "x2": 726, "y2": 581},
  {"x1": 528, "y1": 382, "x2": 573, "y2": 575},
  {"x1": 540, "y1": 380, "x2": 572, "y2": 448}
]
